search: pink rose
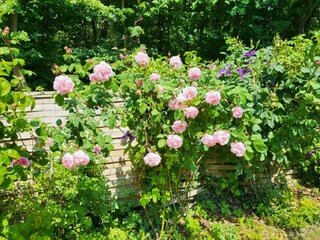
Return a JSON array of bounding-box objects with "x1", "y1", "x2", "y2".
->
[
  {"x1": 214, "y1": 130, "x2": 230, "y2": 146},
  {"x1": 157, "y1": 85, "x2": 165, "y2": 93},
  {"x1": 136, "y1": 89, "x2": 142, "y2": 95},
  {"x1": 67, "y1": 48, "x2": 72, "y2": 54},
  {"x1": 73, "y1": 150, "x2": 90, "y2": 166},
  {"x1": 53, "y1": 75, "x2": 74, "y2": 95},
  {"x1": 89, "y1": 73, "x2": 99, "y2": 82},
  {"x1": 316, "y1": 61, "x2": 320, "y2": 65},
  {"x1": 144, "y1": 152, "x2": 161, "y2": 167},
  {"x1": 188, "y1": 67, "x2": 202, "y2": 80},
  {"x1": 135, "y1": 52, "x2": 150, "y2": 67},
  {"x1": 10, "y1": 157, "x2": 31, "y2": 167},
  {"x1": 208, "y1": 65, "x2": 215, "y2": 70},
  {"x1": 62, "y1": 153, "x2": 75, "y2": 169},
  {"x1": 2, "y1": 26, "x2": 9, "y2": 35},
  {"x1": 201, "y1": 134, "x2": 217, "y2": 147},
  {"x1": 135, "y1": 79, "x2": 143, "y2": 86},
  {"x1": 183, "y1": 106, "x2": 199, "y2": 119},
  {"x1": 92, "y1": 61, "x2": 114, "y2": 82},
  {"x1": 182, "y1": 86, "x2": 198, "y2": 101},
  {"x1": 230, "y1": 142, "x2": 246, "y2": 157},
  {"x1": 150, "y1": 73, "x2": 160, "y2": 82},
  {"x1": 119, "y1": 53, "x2": 125, "y2": 59},
  {"x1": 166, "y1": 134, "x2": 183, "y2": 149},
  {"x1": 168, "y1": 99, "x2": 179, "y2": 110},
  {"x1": 205, "y1": 91, "x2": 221, "y2": 105},
  {"x1": 169, "y1": 56, "x2": 182, "y2": 70},
  {"x1": 232, "y1": 106, "x2": 244, "y2": 118},
  {"x1": 46, "y1": 138, "x2": 54, "y2": 148},
  {"x1": 172, "y1": 120, "x2": 188, "y2": 133},
  {"x1": 93, "y1": 145, "x2": 102, "y2": 153}
]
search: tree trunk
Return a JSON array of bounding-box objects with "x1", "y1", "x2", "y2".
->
[
  {"x1": 295, "y1": 0, "x2": 319, "y2": 34},
  {"x1": 8, "y1": 12, "x2": 26, "y2": 90}
]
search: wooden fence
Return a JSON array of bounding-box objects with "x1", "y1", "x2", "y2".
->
[{"x1": 5, "y1": 91, "x2": 298, "y2": 199}]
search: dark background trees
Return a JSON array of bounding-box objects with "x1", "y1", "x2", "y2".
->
[{"x1": 0, "y1": 0, "x2": 319, "y2": 89}]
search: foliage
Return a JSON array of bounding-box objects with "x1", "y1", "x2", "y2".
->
[
  {"x1": 0, "y1": 0, "x2": 319, "y2": 89},
  {"x1": 0, "y1": 160, "x2": 113, "y2": 239},
  {"x1": 0, "y1": 27, "x2": 50, "y2": 190},
  {"x1": 267, "y1": 197, "x2": 320, "y2": 230}
]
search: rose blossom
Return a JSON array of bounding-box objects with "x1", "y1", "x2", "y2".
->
[
  {"x1": 316, "y1": 61, "x2": 320, "y2": 65},
  {"x1": 157, "y1": 85, "x2": 165, "y2": 93},
  {"x1": 10, "y1": 157, "x2": 31, "y2": 167},
  {"x1": 188, "y1": 67, "x2": 201, "y2": 80},
  {"x1": 231, "y1": 142, "x2": 246, "y2": 157},
  {"x1": 169, "y1": 55, "x2": 182, "y2": 70},
  {"x1": 201, "y1": 134, "x2": 217, "y2": 147},
  {"x1": 135, "y1": 52, "x2": 150, "y2": 67},
  {"x1": 92, "y1": 61, "x2": 114, "y2": 82},
  {"x1": 119, "y1": 53, "x2": 125, "y2": 59},
  {"x1": 182, "y1": 86, "x2": 198, "y2": 101},
  {"x1": 53, "y1": 75, "x2": 74, "y2": 95},
  {"x1": 232, "y1": 106, "x2": 244, "y2": 118},
  {"x1": 183, "y1": 106, "x2": 199, "y2": 119},
  {"x1": 73, "y1": 150, "x2": 90, "y2": 166},
  {"x1": 93, "y1": 145, "x2": 102, "y2": 153},
  {"x1": 135, "y1": 79, "x2": 143, "y2": 86},
  {"x1": 166, "y1": 134, "x2": 183, "y2": 149},
  {"x1": 89, "y1": 73, "x2": 98, "y2": 82},
  {"x1": 149, "y1": 73, "x2": 160, "y2": 82},
  {"x1": 214, "y1": 130, "x2": 230, "y2": 146},
  {"x1": 62, "y1": 153, "x2": 75, "y2": 169},
  {"x1": 144, "y1": 152, "x2": 161, "y2": 167},
  {"x1": 205, "y1": 91, "x2": 221, "y2": 105},
  {"x1": 172, "y1": 120, "x2": 188, "y2": 133},
  {"x1": 46, "y1": 138, "x2": 54, "y2": 148}
]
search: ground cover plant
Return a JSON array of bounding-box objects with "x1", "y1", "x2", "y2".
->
[{"x1": 0, "y1": 25, "x2": 319, "y2": 239}]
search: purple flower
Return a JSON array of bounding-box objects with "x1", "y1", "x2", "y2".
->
[
  {"x1": 225, "y1": 64, "x2": 232, "y2": 76},
  {"x1": 237, "y1": 68, "x2": 245, "y2": 79},
  {"x1": 243, "y1": 67, "x2": 251, "y2": 73},
  {"x1": 217, "y1": 64, "x2": 232, "y2": 78},
  {"x1": 244, "y1": 51, "x2": 256, "y2": 58},
  {"x1": 121, "y1": 131, "x2": 135, "y2": 145}
]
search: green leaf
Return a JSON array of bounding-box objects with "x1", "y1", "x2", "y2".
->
[
  {"x1": 252, "y1": 136, "x2": 267, "y2": 153},
  {"x1": 274, "y1": 64, "x2": 284, "y2": 73},
  {"x1": 55, "y1": 94, "x2": 64, "y2": 106},
  {"x1": 157, "y1": 139, "x2": 166, "y2": 148},
  {"x1": 300, "y1": 67, "x2": 310, "y2": 73},
  {"x1": 0, "y1": 79, "x2": 11, "y2": 97},
  {"x1": 6, "y1": 149, "x2": 20, "y2": 159}
]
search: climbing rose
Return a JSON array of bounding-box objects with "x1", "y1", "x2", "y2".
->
[
  {"x1": 150, "y1": 73, "x2": 160, "y2": 82},
  {"x1": 231, "y1": 142, "x2": 246, "y2": 157},
  {"x1": 166, "y1": 134, "x2": 183, "y2": 149},
  {"x1": 46, "y1": 138, "x2": 54, "y2": 148},
  {"x1": 169, "y1": 55, "x2": 182, "y2": 70},
  {"x1": 201, "y1": 134, "x2": 217, "y2": 147},
  {"x1": 214, "y1": 130, "x2": 230, "y2": 146},
  {"x1": 10, "y1": 157, "x2": 30, "y2": 167},
  {"x1": 73, "y1": 150, "x2": 90, "y2": 166},
  {"x1": 135, "y1": 79, "x2": 143, "y2": 86},
  {"x1": 53, "y1": 75, "x2": 74, "y2": 95},
  {"x1": 172, "y1": 120, "x2": 188, "y2": 133},
  {"x1": 182, "y1": 86, "x2": 198, "y2": 101},
  {"x1": 232, "y1": 106, "x2": 244, "y2": 118},
  {"x1": 62, "y1": 153, "x2": 75, "y2": 169},
  {"x1": 89, "y1": 73, "x2": 98, "y2": 82},
  {"x1": 205, "y1": 91, "x2": 221, "y2": 105},
  {"x1": 144, "y1": 153, "x2": 161, "y2": 167},
  {"x1": 93, "y1": 145, "x2": 102, "y2": 153},
  {"x1": 184, "y1": 106, "x2": 199, "y2": 119},
  {"x1": 188, "y1": 67, "x2": 201, "y2": 80},
  {"x1": 135, "y1": 52, "x2": 150, "y2": 67},
  {"x1": 92, "y1": 61, "x2": 114, "y2": 82},
  {"x1": 157, "y1": 85, "x2": 165, "y2": 93}
]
